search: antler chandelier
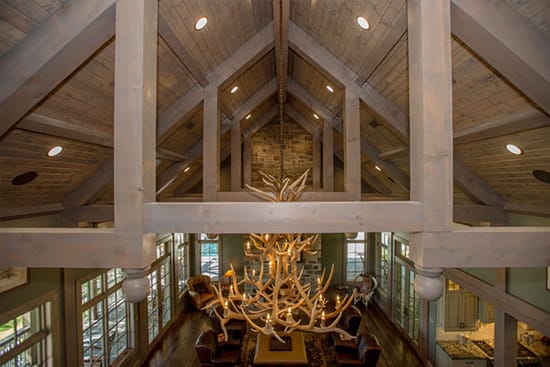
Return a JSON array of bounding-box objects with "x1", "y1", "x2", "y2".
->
[{"x1": 205, "y1": 170, "x2": 356, "y2": 342}]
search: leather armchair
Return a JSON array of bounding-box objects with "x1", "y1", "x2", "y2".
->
[
  {"x1": 194, "y1": 329, "x2": 241, "y2": 367},
  {"x1": 209, "y1": 307, "x2": 247, "y2": 347},
  {"x1": 334, "y1": 332, "x2": 381, "y2": 367},
  {"x1": 331, "y1": 305, "x2": 362, "y2": 350},
  {"x1": 188, "y1": 275, "x2": 217, "y2": 310}
]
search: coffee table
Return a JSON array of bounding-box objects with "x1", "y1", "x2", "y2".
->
[{"x1": 254, "y1": 332, "x2": 307, "y2": 366}]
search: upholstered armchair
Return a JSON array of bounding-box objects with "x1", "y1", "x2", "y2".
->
[
  {"x1": 194, "y1": 329, "x2": 241, "y2": 367},
  {"x1": 334, "y1": 332, "x2": 381, "y2": 367},
  {"x1": 331, "y1": 305, "x2": 362, "y2": 350},
  {"x1": 187, "y1": 275, "x2": 217, "y2": 310},
  {"x1": 209, "y1": 307, "x2": 247, "y2": 347}
]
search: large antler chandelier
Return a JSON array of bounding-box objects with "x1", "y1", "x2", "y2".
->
[{"x1": 205, "y1": 170, "x2": 356, "y2": 342}]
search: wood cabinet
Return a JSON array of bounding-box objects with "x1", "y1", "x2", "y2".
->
[
  {"x1": 436, "y1": 344, "x2": 487, "y2": 367},
  {"x1": 478, "y1": 300, "x2": 495, "y2": 323},
  {"x1": 444, "y1": 281, "x2": 478, "y2": 331}
]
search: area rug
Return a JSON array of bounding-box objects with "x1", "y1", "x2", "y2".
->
[{"x1": 240, "y1": 331, "x2": 336, "y2": 367}]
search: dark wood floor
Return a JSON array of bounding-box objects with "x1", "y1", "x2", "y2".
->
[{"x1": 142, "y1": 302, "x2": 425, "y2": 367}]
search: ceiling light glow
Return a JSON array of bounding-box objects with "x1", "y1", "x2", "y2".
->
[
  {"x1": 357, "y1": 16, "x2": 370, "y2": 30},
  {"x1": 326, "y1": 85, "x2": 334, "y2": 93},
  {"x1": 245, "y1": 114, "x2": 252, "y2": 120},
  {"x1": 194, "y1": 17, "x2": 208, "y2": 30},
  {"x1": 375, "y1": 165, "x2": 382, "y2": 171},
  {"x1": 313, "y1": 113, "x2": 319, "y2": 120},
  {"x1": 184, "y1": 166, "x2": 190, "y2": 173},
  {"x1": 230, "y1": 86, "x2": 239, "y2": 94},
  {"x1": 505, "y1": 143, "x2": 523, "y2": 155},
  {"x1": 48, "y1": 146, "x2": 63, "y2": 157}
]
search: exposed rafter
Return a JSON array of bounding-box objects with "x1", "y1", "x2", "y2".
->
[{"x1": 273, "y1": 0, "x2": 289, "y2": 104}]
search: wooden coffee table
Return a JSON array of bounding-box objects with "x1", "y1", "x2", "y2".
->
[{"x1": 254, "y1": 332, "x2": 307, "y2": 366}]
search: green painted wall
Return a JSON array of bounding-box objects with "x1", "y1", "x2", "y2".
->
[
  {"x1": 463, "y1": 268, "x2": 496, "y2": 286},
  {"x1": 507, "y1": 267, "x2": 550, "y2": 312},
  {"x1": 221, "y1": 234, "x2": 246, "y2": 274},
  {"x1": 321, "y1": 233, "x2": 345, "y2": 285}
]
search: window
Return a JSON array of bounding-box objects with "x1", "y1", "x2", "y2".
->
[
  {"x1": 378, "y1": 232, "x2": 391, "y2": 291},
  {"x1": 345, "y1": 232, "x2": 367, "y2": 282},
  {"x1": 79, "y1": 269, "x2": 132, "y2": 367},
  {"x1": 199, "y1": 234, "x2": 220, "y2": 281},
  {"x1": 147, "y1": 238, "x2": 173, "y2": 344},
  {"x1": 174, "y1": 233, "x2": 189, "y2": 294},
  {"x1": 0, "y1": 298, "x2": 53, "y2": 366}
]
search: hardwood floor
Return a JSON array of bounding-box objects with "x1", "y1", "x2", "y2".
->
[{"x1": 142, "y1": 302, "x2": 425, "y2": 367}]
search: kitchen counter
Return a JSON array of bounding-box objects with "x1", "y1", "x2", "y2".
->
[{"x1": 437, "y1": 340, "x2": 489, "y2": 360}]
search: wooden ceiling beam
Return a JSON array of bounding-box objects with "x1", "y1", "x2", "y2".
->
[
  {"x1": 453, "y1": 204, "x2": 509, "y2": 226},
  {"x1": 355, "y1": 11, "x2": 407, "y2": 86},
  {"x1": 504, "y1": 203, "x2": 550, "y2": 218},
  {"x1": 454, "y1": 110, "x2": 550, "y2": 146},
  {"x1": 243, "y1": 105, "x2": 279, "y2": 139},
  {"x1": 0, "y1": 0, "x2": 116, "y2": 139},
  {"x1": 286, "y1": 107, "x2": 319, "y2": 138},
  {"x1": 287, "y1": 78, "x2": 333, "y2": 120},
  {"x1": 0, "y1": 203, "x2": 64, "y2": 221},
  {"x1": 158, "y1": 13, "x2": 208, "y2": 88},
  {"x1": 273, "y1": 0, "x2": 289, "y2": 103},
  {"x1": 232, "y1": 79, "x2": 277, "y2": 124},
  {"x1": 451, "y1": 0, "x2": 550, "y2": 115},
  {"x1": 63, "y1": 205, "x2": 114, "y2": 223},
  {"x1": 378, "y1": 146, "x2": 408, "y2": 160},
  {"x1": 173, "y1": 169, "x2": 202, "y2": 197},
  {"x1": 64, "y1": 160, "x2": 114, "y2": 206}
]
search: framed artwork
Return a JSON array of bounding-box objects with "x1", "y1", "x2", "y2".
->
[{"x1": 0, "y1": 267, "x2": 28, "y2": 293}]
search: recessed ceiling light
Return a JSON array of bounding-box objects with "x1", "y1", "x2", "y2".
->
[
  {"x1": 48, "y1": 146, "x2": 63, "y2": 157},
  {"x1": 184, "y1": 166, "x2": 190, "y2": 173},
  {"x1": 313, "y1": 113, "x2": 319, "y2": 120},
  {"x1": 505, "y1": 143, "x2": 523, "y2": 155},
  {"x1": 194, "y1": 16, "x2": 208, "y2": 31},
  {"x1": 375, "y1": 165, "x2": 382, "y2": 171},
  {"x1": 12, "y1": 171, "x2": 38, "y2": 186},
  {"x1": 357, "y1": 16, "x2": 370, "y2": 30},
  {"x1": 326, "y1": 85, "x2": 334, "y2": 93},
  {"x1": 230, "y1": 86, "x2": 239, "y2": 94},
  {"x1": 245, "y1": 114, "x2": 252, "y2": 120}
]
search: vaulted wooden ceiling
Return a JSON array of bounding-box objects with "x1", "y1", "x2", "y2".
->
[{"x1": 1, "y1": 0, "x2": 549, "y2": 224}]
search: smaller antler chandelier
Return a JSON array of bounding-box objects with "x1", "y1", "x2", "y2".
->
[{"x1": 205, "y1": 170, "x2": 356, "y2": 342}]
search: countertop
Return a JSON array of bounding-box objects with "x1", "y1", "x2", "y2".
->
[{"x1": 437, "y1": 341, "x2": 488, "y2": 360}]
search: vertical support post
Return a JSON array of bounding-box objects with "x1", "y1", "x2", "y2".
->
[
  {"x1": 231, "y1": 121, "x2": 242, "y2": 191},
  {"x1": 312, "y1": 132, "x2": 321, "y2": 188},
  {"x1": 323, "y1": 121, "x2": 334, "y2": 191},
  {"x1": 343, "y1": 88, "x2": 361, "y2": 200},
  {"x1": 114, "y1": 0, "x2": 157, "y2": 231},
  {"x1": 113, "y1": 0, "x2": 157, "y2": 271},
  {"x1": 493, "y1": 268, "x2": 517, "y2": 366},
  {"x1": 203, "y1": 90, "x2": 220, "y2": 200},
  {"x1": 408, "y1": 0, "x2": 453, "y2": 287},
  {"x1": 243, "y1": 136, "x2": 252, "y2": 185}
]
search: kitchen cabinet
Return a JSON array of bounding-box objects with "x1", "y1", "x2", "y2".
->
[
  {"x1": 444, "y1": 281, "x2": 478, "y2": 331},
  {"x1": 436, "y1": 344, "x2": 487, "y2": 367},
  {"x1": 478, "y1": 299, "x2": 495, "y2": 323}
]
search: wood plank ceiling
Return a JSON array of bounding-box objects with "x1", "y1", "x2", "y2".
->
[{"x1": 0, "y1": 0, "x2": 549, "y2": 223}]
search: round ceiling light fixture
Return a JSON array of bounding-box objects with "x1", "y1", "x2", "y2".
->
[
  {"x1": 48, "y1": 146, "x2": 63, "y2": 157},
  {"x1": 357, "y1": 16, "x2": 370, "y2": 30},
  {"x1": 505, "y1": 143, "x2": 523, "y2": 155},
  {"x1": 194, "y1": 16, "x2": 208, "y2": 31},
  {"x1": 533, "y1": 170, "x2": 550, "y2": 184},
  {"x1": 313, "y1": 113, "x2": 319, "y2": 120},
  {"x1": 230, "y1": 86, "x2": 239, "y2": 94},
  {"x1": 183, "y1": 166, "x2": 190, "y2": 173},
  {"x1": 245, "y1": 114, "x2": 252, "y2": 120},
  {"x1": 375, "y1": 165, "x2": 382, "y2": 171},
  {"x1": 326, "y1": 85, "x2": 334, "y2": 93},
  {"x1": 12, "y1": 171, "x2": 38, "y2": 186}
]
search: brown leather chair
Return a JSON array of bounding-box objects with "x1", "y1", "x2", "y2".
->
[
  {"x1": 188, "y1": 275, "x2": 217, "y2": 310},
  {"x1": 331, "y1": 305, "x2": 362, "y2": 350},
  {"x1": 209, "y1": 307, "x2": 247, "y2": 346},
  {"x1": 334, "y1": 332, "x2": 381, "y2": 367},
  {"x1": 194, "y1": 329, "x2": 241, "y2": 367}
]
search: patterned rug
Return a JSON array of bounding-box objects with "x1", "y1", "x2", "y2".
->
[{"x1": 240, "y1": 331, "x2": 335, "y2": 367}]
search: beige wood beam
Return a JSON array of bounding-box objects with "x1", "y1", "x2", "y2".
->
[
  {"x1": 453, "y1": 159, "x2": 505, "y2": 206},
  {"x1": 173, "y1": 169, "x2": 202, "y2": 197},
  {"x1": 378, "y1": 146, "x2": 408, "y2": 160},
  {"x1": 355, "y1": 11, "x2": 407, "y2": 86},
  {"x1": 243, "y1": 136, "x2": 252, "y2": 186},
  {"x1": 64, "y1": 160, "x2": 113, "y2": 206},
  {"x1": 445, "y1": 268, "x2": 550, "y2": 337},
  {"x1": 233, "y1": 79, "x2": 277, "y2": 122},
  {"x1": 418, "y1": 229, "x2": 550, "y2": 267},
  {"x1": 0, "y1": 203, "x2": 64, "y2": 221},
  {"x1": 344, "y1": 88, "x2": 362, "y2": 200},
  {"x1": 451, "y1": 0, "x2": 550, "y2": 115},
  {"x1": 454, "y1": 110, "x2": 550, "y2": 146},
  {"x1": 287, "y1": 78, "x2": 333, "y2": 120},
  {"x1": 504, "y1": 203, "x2": 550, "y2": 218},
  {"x1": 494, "y1": 311, "x2": 517, "y2": 367},
  {"x1": 216, "y1": 191, "x2": 353, "y2": 202},
  {"x1": 158, "y1": 13, "x2": 208, "y2": 88},
  {"x1": 243, "y1": 105, "x2": 279, "y2": 138},
  {"x1": 453, "y1": 204, "x2": 508, "y2": 226},
  {"x1": 0, "y1": 229, "x2": 150, "y2": 268},
  {"x1": 62, "y1": 205, "x2": 114, "y2": 223},
  {"x1": 203, "y1": 91, "x2": 220, "y2": 201},
  {"x1": 273, "y1": 0, "x2": 289, "y2": 104},
  {"x1": 286, "y1": 107, "x2": 319, "y2": 138},
  {"x1": 323, "y1": 120, "x2": 334, "y2": 191},
  {"x1": 144, "y1": 201, "x2": 424, "y2": 233},
  {"x1": 230, "y1": 121, "x2": 242, "y2": 191},
  {"x1": 112, "y1": 0, "x2": 157, "y2": 271},
  {"x1": 0, "y1": 0, "x2": 115, "y2": 139}
]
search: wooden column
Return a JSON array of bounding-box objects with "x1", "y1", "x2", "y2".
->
[
  {"x1": 243, "y1": 136, "x2": 252, "y2": 186},
  {"x1": 322, "y1": 121, "x2": 334, "y2": 191},
  {"x1": 230, "y1": 121, "x2": 242, "y2": 191},
  {"x1": 113, "y1": 0, "x2": 157, "y2": 265},
  {"x1": 343, "y1": 88, "x2": 361, "y2": 200},
  {"x1": 312, "y1": 132, "x2": 321, "y2": 188},
  {"x1": 203, "y1": 91, "x2": 220, "y2": 201},
  {"x1": 408, "y1": 0, "x2": 453, "y2": 267}
]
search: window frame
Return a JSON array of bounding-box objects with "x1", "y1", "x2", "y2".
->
[
  {"x1": 198, "y1": 234, "x2": 221, "y2": 281},
  {"x1": 344, "y1": 232, "x2": 367, "y2": 283}
]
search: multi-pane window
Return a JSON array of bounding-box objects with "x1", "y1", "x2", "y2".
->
[
  {"x1": 345, "y1": 232, "x2": 367, "y2": 282},
  {"x1": 378, "y1": 232, "x2": 391, "y2": 291},
  {"x1": 147, "y1": 239, "x2": 173, "y2": 344},
  {"x1": 174, "y1": 233, "x2": 189, "y2": 294},
  {"x1": 80, "y1": 269, "x2": 131, "y2": 367},
  {"x1": 0, "y1": 300, "x2": 52, "y2": 366},
  {"x1": 199, "y1": 234, "x2": 220, "y2": 281}
]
